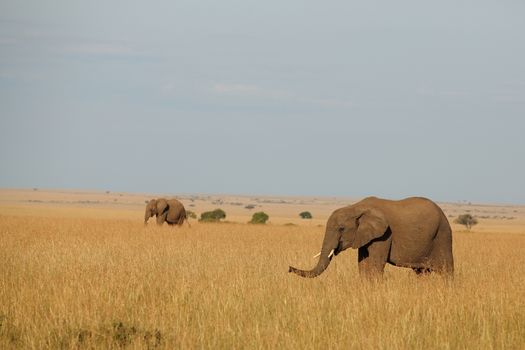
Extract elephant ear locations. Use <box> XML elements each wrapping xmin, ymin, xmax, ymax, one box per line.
<box><xmin>156</xmin><ymin>199</ymin><xmax>169</xmax><ymax>215</ymax></box>
<box><xmin>352</xmin><ymin>208</ymin><xmax>388</xmax><ymax>249</ymax></box>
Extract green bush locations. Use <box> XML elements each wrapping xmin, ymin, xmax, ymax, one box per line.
<box><xmin>299</xmin><ymin>211</ymin><xmax>313</xmax><ymax>219</ymax></box>
<box><xmin>199</xmin><ymin>209</ymin><xmax>226</xmax><ymax>222</ymax></box>
<box><xmin>454</xmin><ymin>213</ymin><xmax>478</xmax><ymax>230</ymax></box>
<box><xmin>186</xmin><ymin>210</ymin><xmax>197</xmax><ymax>219</ymax></box>
<box><xmin>250</xmin><ymin>212</ymin><xmax>269</xmax><ymax>224</ymax></box>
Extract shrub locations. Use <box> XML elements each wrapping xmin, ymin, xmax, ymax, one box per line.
<box><xmin>199</xmin><ymin>209</ymin><xmax>226</xmax><ymax>222</ymax></box>
<box><xmin>454</xmin><ymin>214</ymin><xmax>478</xmax><ymax>230</ymax></box>
<box><xmin>250</xmin><ymin>212</ymin><xmax>269</xmax><ymax>224</ymax></box>
<box><xmin>186</xmin><ymin>210</ymin><xmax>197</xmax><ymax>219</ymax></box>
<box><xmin>299</xmin><ymin>211</ymin><xmax>313</xmax><ymax>219</ymax></box>
<box><xmin>244</xmin><ymin>204</ymin><xmax>256</xmax><ymax>210</ymax></box>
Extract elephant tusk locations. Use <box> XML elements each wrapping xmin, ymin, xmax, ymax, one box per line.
<box><xmin>328</xmin><ymin>249</ymin><xmax>334</xmax><ymax>258</ymax></box>
<box><xmin>313</xmin><ymin>252</ymin><xmax>321</xmax><ymax>259</ymax></box>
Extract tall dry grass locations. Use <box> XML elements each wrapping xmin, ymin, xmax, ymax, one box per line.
<box><xmin>0</xmin><ymin>210</ymin><xmax>524</xmax><ymax>349</ymax></box>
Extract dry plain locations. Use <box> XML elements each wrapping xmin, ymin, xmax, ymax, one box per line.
<box><xmin>0</xmin><ymin>189</ymin><xmax>524</xmax><ymax>349</ymax></box>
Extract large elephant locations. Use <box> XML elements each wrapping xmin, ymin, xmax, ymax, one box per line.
<box><xmin>289</xmin><ymin>197</ymin><xmax>453</xmax><ymax>278</ymax></box>
<box><xmin>144</xmin><ymin>198</ymin><xmax>189</xmax><ymax>226</ymax></box>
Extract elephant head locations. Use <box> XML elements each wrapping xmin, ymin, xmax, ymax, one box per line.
<box><xmin>144</xmin><ymin>198</ymin><xmax>168</xmax><ymax>225</ymax></box>
<box><xmin>289</xmin><ymin>205</ymin><xmax>388</xmax><ymax>278</ymax></box>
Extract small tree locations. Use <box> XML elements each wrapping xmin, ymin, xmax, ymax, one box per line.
<box><xmin>250</xmin><ymin>211</ymin><xmax>269</xmax><ymax>224</ymax></box>
<box><xmin>299</xmin><ymin>211</ymin><xmax>313</xmax><ymax>219</ymax></box>
<box><xmin>199</xmin><ymin>209</ymin><xmax>226</xmax><ymax>222</ymax></box>
<box><xmin>454</xmin><ymin>214</ymin><xmax>478</xmax><ymax>231</ymax></box>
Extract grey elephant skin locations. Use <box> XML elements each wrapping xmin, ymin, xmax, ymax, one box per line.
<box><xmin>144</xmin><ymin>198</ymin><xmax>189</xmax><ymax>226</ymax></box>
<box><xmin>289</xmin><ymin>197</ymin><xmax>453</xmax><ymax>278</ymax></box>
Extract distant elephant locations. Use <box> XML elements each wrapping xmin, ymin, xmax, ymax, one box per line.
<box><xmin>144</xmin><ymin>198</ymin><xmax>189</xmax><ymax>226</ymax></box>
<box><xmin>289</xmin><ymin>197</ymin><xmax>453</xmax><ymax>278</ymax></box>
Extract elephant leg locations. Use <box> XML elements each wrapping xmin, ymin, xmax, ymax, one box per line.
<box><xmin>176</xmin><ymin>214</ymin><xmax>190</xmax><ymax>227</ymax></box>
<box><xmin>358</xmin><ymin>244</ymin><xmax>388</xmax><ymax>278</ymax></box>
<box><xmin>427</xmin><ymin>225</ymin><xmax>454</xmax><ymax>275</ymax></box>
<box><xmin>156</xmin><ymin>213</ymin><xmax>167</xmax><ymax>225</ymax></box>
<box><xmin>357</xmin><ymin>233</ymin><xmax>391</xmax><ymax>278</ymax></box>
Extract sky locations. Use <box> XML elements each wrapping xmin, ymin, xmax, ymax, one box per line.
<box><xmin>1</xmin><ymin>1</ymin><xmax>524</xmax><ymax>204</ymax></box>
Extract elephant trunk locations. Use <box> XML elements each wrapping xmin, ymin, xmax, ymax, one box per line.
<box><xmin>144</xmin><ymin>210</ymin><xmax>151</xmax><ymax>225</ymax></box>
<box><xmin>289</xmin><ymin>229</ymin><xmax>340</xmax><ymax>278</ymax></box>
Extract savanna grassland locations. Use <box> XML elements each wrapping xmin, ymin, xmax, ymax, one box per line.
<box><xmin>0</xmin><ymin>189</ymin><xmax>524</xmax><ymax>349</ymax></box>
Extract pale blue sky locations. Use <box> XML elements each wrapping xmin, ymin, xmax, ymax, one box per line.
<box><xmin>1</xmin><ymin>1</ymin><xmax>524</xmax><ymax>203</ymax></box>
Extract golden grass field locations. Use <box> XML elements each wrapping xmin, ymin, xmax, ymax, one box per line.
<box><xmin>0</xmin><ymin>189</ymin><xmax>524</xmax><ymax>349</ymax></box>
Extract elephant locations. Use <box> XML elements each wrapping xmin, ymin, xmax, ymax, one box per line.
<box><xmin>289</xmin><ymin>196</ymin><xmax>453</xmax><ymax>278</ymax></box>
<box><xmin>144</xmin><ymin>198</ymin><xmax>189</xmax><ymax>226</ymax></box>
